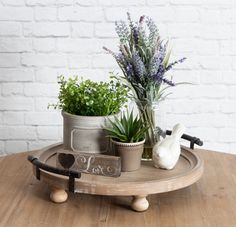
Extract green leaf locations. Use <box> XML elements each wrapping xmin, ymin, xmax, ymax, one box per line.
<box><xmin>164</xmin><ymin>45</ymin><xmax>172</xmax><ymax>68</ymax></box>
<box><xmin>104</xmin><ymin>109</ymin><xmax>148</xmax><ymax>143</ymax></box>
<box><xmin>50</xmin><ymin>75</ymin><xmax>129</xmax><ymax>116</ymax></box>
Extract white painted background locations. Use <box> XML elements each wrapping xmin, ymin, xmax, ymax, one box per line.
<box><xmin>0</xmin><ymin>0</ymin><xmax>236</xmax><ymax>155</ymax></box>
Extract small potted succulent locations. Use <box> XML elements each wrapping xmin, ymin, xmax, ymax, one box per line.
<box><xmin>104</xmin><ymin>110</ymin><xmax>149</xmax><ymax>172</ymax></box>
<box><xmin>49</xmin><ymin>75</ymin><xmax>128</xmax><ymax>154</ymax></box>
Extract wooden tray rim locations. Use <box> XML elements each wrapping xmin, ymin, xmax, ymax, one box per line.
<box><xmin>31</xmin><ymin>143</ymin><xmax>204</xmax><ymax>196</ymax></box>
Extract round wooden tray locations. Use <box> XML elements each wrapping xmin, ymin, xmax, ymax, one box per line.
<box><xmin>30</xmin><ymin>143</ymin><xmax>204</xmax><ymax>212</ymax></box>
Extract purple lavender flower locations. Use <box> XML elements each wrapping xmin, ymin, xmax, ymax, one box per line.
<box><xmin>103</xmin><ymin>46</ymin><xmax>115</xmax><ymax>57</ymax></box>
<box><xmin>154</xmin><ymin>70</ymin><xmax>175</xmax><ymax>86</ymax></box>
<box><xmin>154</xmin><ymin>74</ymin><xmax>163</xmax><ymax>85</ymax></box>
<box><xmin>166</xmin><ymin>57</ymin><xmax>186</xmax><ymax>71</ymax></box>
<box><xmin>127</xmin><ymin>12</ymin><xmax>139</xmax><ymax>45</ymax></box>
<box><xmin>116</xmin><ymin>53</ymin><xmax>127</xmax><ymax>67</ymax></box>
<box><xmin>117</xmin><ymin>52</ymin><xmax>125</xmax><ymax>61</ymax></box>
<box><xmin>162</xmin><ymin>78</ymin><xmax>175</xmax><ymax>86</ymax></box>
<box><xmin>150</xmin><ymin>52</ymin><xmax>164</xmax><ymax>76</ymax></box>
<box><xmin>126</xmin><ymin>63</ymin><xmax>134</xmax><ymax>80</ymax></box>
<box><xmin>179</xmin><ymin>57</ymin><xmax>186</xmax><ymax>63</ymax></box>
<box><xmin>138</xmin><ymin>16</ymin><xmax>148</xmax><ymax>46</ymax></box>
<box><xmin>105</xmin><ymin>13</ymin><xmax>186</xmax><ymax>103</ymax></box>
<box><xmin>132</xmin><ymin>26</ymin><xmax>139</xmax><ymax>45</ymax></box>
<box><xmin>149</xmin><ymin>43</ymin><xmax>167</xmax><ymax>76</ymax></box>
<box><xmin>139</xmin><ymin>15</ymin><xmax>145</xmax><ymax>24</ymax></box>
<box><xmin>131</xmin><ymin>53</ymin><xmax>146</xmax><ymax>83</ymax></box>
<box><xmin>115</xmin><ymin>21</ymin><xmax>130</xmax><ymax>43</ymax></box>
<box><xmin>153</xmin><ymin>64</ymin><xmax>165</xmax><ymax>85</ymax></box>
<box><xmin>146</xmin><ymin>17</ymin><xmax>159</xmax><ymax>47</ymax></box>
<box><xmin>149</xmin><ymin>55</ymin><xmax>160</xmax><ymax>76</ymax></box>
<box><xmin>103</xmin><ymin>46</ymin><xmax>127</xmax><ymax>71</ymax></box>
<box><xmin>159</xmin><ymin>42</ymin><xmax>168</xmax><ymax>62</ymax></box>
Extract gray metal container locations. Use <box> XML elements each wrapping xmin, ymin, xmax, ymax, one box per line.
<box><xmin>62</xmin><ymin>111</ymin><xmax>114</xmax><ymax>154</ymax></box>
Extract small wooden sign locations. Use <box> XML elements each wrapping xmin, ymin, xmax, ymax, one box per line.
<box><xmin>56</xmin><ymin>150</ymin><xmax>121</xmax><ymax>177</ymax></box>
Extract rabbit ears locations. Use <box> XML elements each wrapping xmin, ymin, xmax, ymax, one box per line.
<box><xmin>172</xmin><ymin>124</ymin><xmax>186</xmax><ymax>139</ymax></box>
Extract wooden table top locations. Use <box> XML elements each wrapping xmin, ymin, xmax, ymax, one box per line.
<box><xmin>0</xmin><ymin>149</ymin><xmax>236</xmax><ymax>227</ymax></box>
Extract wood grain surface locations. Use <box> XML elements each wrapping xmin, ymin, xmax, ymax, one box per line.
<box><xmin>33</xmin><ymin>145</ymin><xmax>203</xmax><ymax>196</ymax></box>
<box><xmin>0</xmin><ymin>149</ymin><xmax>236</xmax><ymax>227</ymax></box>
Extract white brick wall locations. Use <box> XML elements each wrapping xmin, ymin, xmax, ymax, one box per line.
<box><xmin>0</xmin><ymin>0</ymin><xmax>236</xmax><ymax>155</ymax></box>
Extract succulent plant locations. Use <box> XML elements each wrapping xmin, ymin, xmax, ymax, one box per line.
<box><xmin>104</xmin><ymin>110</ymin><xmax>149</xmax><ymax>143</ymax></box>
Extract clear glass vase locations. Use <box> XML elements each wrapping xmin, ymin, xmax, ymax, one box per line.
<box><xmin>136</xmin><ymin>101</ymin><xmax>161</xmax><ymax>160</ymax></box>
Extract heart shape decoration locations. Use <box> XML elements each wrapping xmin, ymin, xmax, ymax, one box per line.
<box><xmin>58</xmin><ymin>153</ymin><xmax>75</xmax><ymax>169</ymax></box>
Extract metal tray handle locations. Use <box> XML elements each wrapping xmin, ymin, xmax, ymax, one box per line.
<box><xmin>166</xmin><ymin>130</ymin><xmax>203</xmax><ymax>149</ymax></box>
<box><xmin>28</xmin><ymin>155</ymin><xmax>81</xmax><ymax>193</ymax></box>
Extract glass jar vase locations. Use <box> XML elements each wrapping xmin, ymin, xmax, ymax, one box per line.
<box><xmin>136</xmin><ymin>101</ymin><xmax>162</xmax><ymax>160</ymax></box>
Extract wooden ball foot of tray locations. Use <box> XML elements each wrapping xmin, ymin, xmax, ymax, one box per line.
<box><xmin>131</xmin><ymin>195</ymin><xmax>149</xmax><ymax>212</ymax></box>
<box><xmin>49</xmin><ymin>187</ymin><xmax>149</xmax><ymax>211</ymax></box>
<box><xmin>28</xmin><ymin>143</ymin><xmax>204</xmax><ymax>212</ymax></box>
<box><xmin>50</xmin><ymin>187</ymin><xmax>68</xmax><ymax>203</ymax></box>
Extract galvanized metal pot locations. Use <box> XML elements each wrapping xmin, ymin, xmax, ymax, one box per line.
<box><xmin>62</xmin><ymin>111</ymin><xmax>116</xmax><ymax>154</ymax></box>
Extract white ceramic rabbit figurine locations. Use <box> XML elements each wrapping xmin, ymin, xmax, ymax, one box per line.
<box><xmin>152</xmin><ymin>124</ymin><xmax>185</xmax><ymax>170</ymax></box>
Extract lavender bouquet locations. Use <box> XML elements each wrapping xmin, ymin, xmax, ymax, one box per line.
<box><xmin>104</xmin><ymin>13</ymin><xmax>186</xmax><ymax>159</ymax></box>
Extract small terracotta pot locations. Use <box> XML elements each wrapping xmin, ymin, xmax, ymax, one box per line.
<box><xmin>111</xmin><ymin>139</ymin><xmax>145</xmax><ymax>172</ymax></box>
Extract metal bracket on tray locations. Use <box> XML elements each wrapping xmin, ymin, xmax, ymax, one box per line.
<box><xmin>28</xmin><ymin>155</ymin><xmax>81</xmax><ymax>193</ymax></box>
<box><xmin>166</xmin><ymin>130</ymin><xmax>203</xmax><ymax>149</ymax></box>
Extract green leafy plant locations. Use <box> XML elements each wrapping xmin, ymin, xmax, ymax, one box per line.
<box><xmin>104</xmin><ymin>110</ymin><xmax>149</xmax><ymax>143</ymax></box>
<box><xmin>49</xmin><ymin>75</ymin><xmax>129</xmax><ymax>116</ymax></box>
